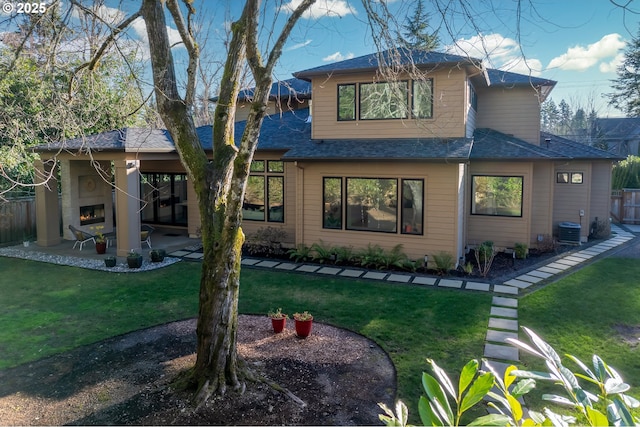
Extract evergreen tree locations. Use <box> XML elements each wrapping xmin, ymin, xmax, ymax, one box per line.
<box><xmin>541</xmin><ymin>98</ymin><xmax>559</xmax><ymax>133</ymax></box>
<box><xmin>398</xmin><ymin>0</ymin><xmax>440</xmax><ymax>50</ymax></box>
<box><xmin>608</xmin><ymin>26</ymin><xmax>640</xmax><ymax>116</ymax></box>
<box><xmin>558</xmin><ymin>99</ymin><xmax>572</xmax><ymax>135</ymax></box>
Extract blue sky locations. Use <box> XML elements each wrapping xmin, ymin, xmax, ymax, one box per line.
<box><xmin>2</xmin><ymin>0</ymin><xmax>637</xmax><ymax>117</ymax></box>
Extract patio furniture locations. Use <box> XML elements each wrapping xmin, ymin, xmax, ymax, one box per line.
<box><xmin>69</xmin><ymin>224</ymin><xmax>96</xmax><ymax>251</ymax></box>
<box><xmin>141</xmin><ymin>224</ymin><xmax>155</xmax><ymax>249</ymax></box>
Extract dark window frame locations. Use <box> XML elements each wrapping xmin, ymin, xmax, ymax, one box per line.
<box><xmin>471</xmin><ymin>175</ymin><xmax>524</xmax><ymax>218</ymax></box>
<box><xmin>244</xmin><ymin>159</ymin><xmax>285</xmax><ymax>223</ymax></box>
<box><xmin>337</xmin><ymin>83</ymin><xmax>356</xmax><ymax>121</ymax></box>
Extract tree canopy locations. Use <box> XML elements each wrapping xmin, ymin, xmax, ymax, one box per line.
<box><xmin>608</xmin><ymin>25</ymin><xmax>640</xmax><ymax>117</ymax></box>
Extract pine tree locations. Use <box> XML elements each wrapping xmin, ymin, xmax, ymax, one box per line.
<box><xmin>608</xmin><ymin>26</ymin><xmax>640</xmax><ymax>116</ymax></box>
<box><xmin>398</xmin><ymin>0</ymin><xmax>440</xmax><ymax>50</ymax></box>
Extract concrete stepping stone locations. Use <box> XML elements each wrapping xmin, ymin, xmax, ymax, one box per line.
<box><xmin>486</xmin><ymin>329</ymin><xmax>518</xmax><ymax>344</ymax></box>
<box><xmin>412</xmin><ymin>276</ymin><xmax>437</xmax><ymax>285</ymax></box>
<box><xmin>526</xmin><ymin>270</ymin><xmax>553</xmax><ymax>279</ymax></box>
<box><xmin>317</xmin><ymin>267</ymin><xmax>341</xmax><ymax>275</ymax></box>
<box><xmin>255</xmin><ymin>260</ymin><xmax>280</xmax><ymax>268</ymax></box>
<box><xmin>490</xmin><ymin>306</ymin><xmax>518</xmax><ymax>318</ymax></box>
<box><xmin>387</xmin><ymin>274</ymin><xmax>411</xmax><ymax>283</ymax></box>
<box><xmin>296</xmin><ymin>264</ymin><xmax>320</xmax><ymax>273</ymax></box>
<box><xmin>482</xmin><ymin>360</ymin><xmax>516</xmax><ymax>379</ymax></box>
<box><xmin>555</xmin><ymin>258</ymin><xmax>580</xmax><ymax>267</ymax></box>
<box><xmin>504</xmin><ymin>279</ymin><xmax>532</xmax><ymax>289</ymax></box>
<box><xmin>169</xmin><ymin>250</ymin><xmax>190</xmax><ymax>257</ymax></box>
<box><xmin>493</xmin><ymin>285</ymin><xmax>518</xmax><ymax>295</ymax></box>
<box><xmin>515</xmin><ymin>274</ymin><xmax>543</xmax><ymax>284</ymax></box>
<box><xmin>545</xmin><ymin>262</ymin><xmax>571</xmax><ymax>271</ymax></box>
<box><xmin>339</xmin><ymin>269</ymin><xmax>363</xmax><ymax>278</ymax></box>
<box><xmin>241</xmin><ymin>258</ymin><xmax>260</xmax><ymax>265</ymax></box>
<box><xmin>563</xmin><ymin>255</ymin><xmax>586</xmax><ymax>263</ymax></box>
<box><xmin>184</xmin><ymin>252</ymin><xmax>204</xmax><ymax>259</ymax></box>
<box><xmin>488</xmin><ymin>317</ymin><xmax>518</xmax><ymax>331</ymax></box>
<box><xmin>465</xmin><ymin>281</ymin><xmax>490</xmax><ymax>292</ymax></box>
<box><xmin>492</xmin><ymin>296</ymin><xmax>517</xmax><ymax>308</ymax></box>
<box><xmin>484</xmin><ymin>343</ymin><xmax>519</xmax><ymax>361</ymax></box>
<box><xmin>363</xmin><ymin>271</ymin><xmax>387</xmax><ymax>280</ymax></box>
<box><xmin>538</xmin><ymin>266</ymin><xmax>563</xmax><ymax>274</ymax></box>
<box><xmin>275</xmin><ymin>262</ymin><xmax>299</xmax><ymax>270</ymax></box>
<box><xmin>438</xmin><ymin>279</ymin><xmax>463</xmax><ymax>288</ymax></box>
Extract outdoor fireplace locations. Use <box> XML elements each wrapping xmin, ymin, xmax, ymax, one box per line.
<box><xmin>79</xmin><ymin>204</ymin><xmax>105</xmax><ymax>226</ymax></box>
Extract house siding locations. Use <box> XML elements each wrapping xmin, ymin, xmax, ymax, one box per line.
<box><xmin>589</xmin><ymin>162</ymin><xmax>613</xmax><ymax>232</ymax></box>
<box><xmin>466</xmin><ymin>162</ymin><xmax>533</xmax><ymax>249</ymax></box>
<box><xmin>475</xmin><ymin>86</ymin><xmax>541</xmax><ymax>145</ymax></box>
<box><xmin>310</xmin><ymin>69</ymin><xmax>467</xmax><ymax>140</ymax></box>
<box><xmin>553</xmin><ymin>161</ymin><xmax>591</xmax><ymax>241</ymax></box>
<box><xmin>296</xmin><ymin>161</ymin><xmax>464</xmax><ymax>260</ymax></box>
<box><xmin>530</xmin><ymin>162</ymin><xmax>554</xmax><ymax>245</ymax></box>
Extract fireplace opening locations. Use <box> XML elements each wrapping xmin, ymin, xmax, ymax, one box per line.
<box><xmin>80</xmin><ymin>204</ymin><xmax>105</xmax><ymax>225</ymax></box>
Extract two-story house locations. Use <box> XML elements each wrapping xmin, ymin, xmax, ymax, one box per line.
<box><xmin>33</xmin><ymin>49</ymin><xmax>620</xmax><ymax>261</ymax></box>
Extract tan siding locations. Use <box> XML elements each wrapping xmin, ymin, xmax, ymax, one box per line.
<box><xmin>553</xmin><ymin>162</ymin><xmax>591</xmax><ymax>241</ymax></box>
<box><xmin>466</xmin><ymin>162</ymin><xmax>533</xmax><ymax>249</ymax></box>
<box><xmin>296</xmin><ymin>161</ymin><xmax>464</xmax><ymax>260</ymax></box>
<box><xmin>311</xmin><ymin>70</ymin><xmax>467</xmax><ymax>140</ymax></box>
<box><xmin>530</xmin><ymin>162</ymin><xmax>554</xmax><ymax>244</ymax></box>
<box><xmin>475</xmin><ymin>87</ymin><xmax>541</xmax><ymax>145</ymax></box>
<box><xmin>590</xmin><ymin>162</ymin><xmax>613</xmax><ymax>227</ymax></box>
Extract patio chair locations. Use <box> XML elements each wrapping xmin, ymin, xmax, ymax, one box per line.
<box><xmin>141</xmin><ymin>224</ymin><xmax>155</xmax><ymax>249</ymax></box>
<box><xmin>69</xmin><ymin>224</ymin><xmax>96</xmax><ymax>251</ymax></box>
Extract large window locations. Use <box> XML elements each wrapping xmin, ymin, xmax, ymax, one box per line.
<box><xmin>323</xmin><ymin>176</ymin><xmax>425</xmax><ymax>234</ymax></box>
<box><xmin>359</xmin><ymin>81</ymin><xmax>409</xmax><ymax>120</ymax></box>
<box><xmin>472</xmin><ymin>176</ymin><xmax>523</xmax><ymax>217</ymax></box>
<box><xmin>337</xmin><ymin>84</ymin><xmax>356</xmax><ymax>121</ymax></box>
<box><xmin>412</xmin><ymin>79</ymin><xmax>433</xmax><ymax>118</ymax></box>
<box><xmin>243</xmin><ymin>160</ymin><xmax>284</xmax><ymax>222</ymax></box>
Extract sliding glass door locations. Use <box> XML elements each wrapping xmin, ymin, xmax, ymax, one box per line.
<box><xmin>141</xmin><ymin>173</ymin><xmax>188</xmax><ymax>225</ymax></box>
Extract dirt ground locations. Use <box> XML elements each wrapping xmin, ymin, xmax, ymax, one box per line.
<box><xmin>0</xmin><ymin>316</ymin><xmax>396</xmax><ymax>426</ymax></box>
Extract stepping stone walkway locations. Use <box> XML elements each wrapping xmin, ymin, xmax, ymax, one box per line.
<box><xmin>482</xmin><ymin>224</ymin><xmax>635</xmax><ymax>369</ymax></box>
<box><xmin>167</xmin><ymin>225</ymin><xmax>637</xmax><ymax>372</ymax></box>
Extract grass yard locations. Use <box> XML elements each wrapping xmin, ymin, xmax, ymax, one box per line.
<box><xmin>519</xmin><ymin>256</ymin><xmax>640</xmax><ymax>410</ymax></box>
<box><xmin>0</xmin><ymin>256</ymin><xmax>491</xmax><ymax>419</ymax></box>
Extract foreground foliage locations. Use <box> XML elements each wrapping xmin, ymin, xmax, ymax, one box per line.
<box><xmin>380</xmin><ymin>327</ymin><xmax>639</xmax><ymax>426</ymax></box>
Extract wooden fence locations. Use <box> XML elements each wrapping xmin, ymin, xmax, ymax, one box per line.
<box><xmin>0</xmin><ymin>197</ymin><xmax>38</xmax><ymax>245</ymax></box>
<box><xmin>611</xmin><ymin>189</ymin><xmax>640</xmax><ymax>224</ymax></box>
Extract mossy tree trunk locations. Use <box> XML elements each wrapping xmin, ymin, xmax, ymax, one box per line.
<box><xmin>141</xmin><ymin>0</ymin><xmax>315</xmax><ymax>405</ymax></box>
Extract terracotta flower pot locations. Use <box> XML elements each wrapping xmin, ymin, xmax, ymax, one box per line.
<box><xmin>271</xmin><ymin>317</ymin><xmax>287</xmax><ymax>333</ymax></box>
<box><xmin>95</xmin><ymin>241</ymin><xmax>107</xmax><ymax>254</ymax></box>
<box><xmin>294</xmin><ymin>318</ymin><xmax>313</xmax><ymax>338</ymax></box>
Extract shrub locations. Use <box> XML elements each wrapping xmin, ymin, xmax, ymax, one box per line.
<box><xmin>333</xmin><ymin>245</ymin><xmax>355</xmax><ymax>265</ymax></box>
<box><xmin>589</xmin><ymin>217</ymin><xmax>611</xmax><ymax>239</ymax></box>
<box><xmin>474</xmin><ymin>241</ymin><xmax>496</xmax><ymax>277</ymax></box>
<box><xmin>536</xmin><ymin>234</ymin><xmax>556</xmax><ymax>253</ymax></box>
<box><xmin>612</xmin><ymin>155</ymin><xmax>640</xmax><ymax>190</ymax></box>
<box><xmin>244</xmin><ymin>226</ymin><xmax>287</xmax><ymax>257</ymax></box>
<box><xmin>287</xmin><ymin>243</ymin><xmax>312</xmax><ymax>262</ymax></box>
<box><xmin>358</xmin><ymin>244</ymin><xmax>386</xmax><ymax>269</ymax></box>
<box><xmin>514</xmin><ymin>242</ymin><xmax>528</xmax><ymax>259</ymax></box>
<box><xmin>432</xmin><ymin>251</ymin><xmax>454</xmax><ymax>275</ymax></box>
<box><xmin>311</xmin><ymin>240</ymin><xmax>335</xmax><ymax>263</ymax></box>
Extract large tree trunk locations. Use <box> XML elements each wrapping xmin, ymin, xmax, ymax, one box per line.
<box><xmin>142</xmin><ymin>0</ymin><xmax>316</xmax><ymax>406</ymax></box>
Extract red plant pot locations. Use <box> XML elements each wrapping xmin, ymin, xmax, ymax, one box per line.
<box><xmin>294</xmin><ymin>319</ymin><xmax>313</xmax><ymax>338</ymax></box>
<box><xmin>95</xmin><ymin>241</ymin><xmax>107</xmax><ymax>254</ymax></box>
<box><xmin>271</xmin><ymin>317</ymin><xmax>287</xmax><ymax>333</ymax></box>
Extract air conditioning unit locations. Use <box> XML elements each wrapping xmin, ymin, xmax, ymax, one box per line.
<box><xmin>558</xmin><ymin>222</ymin><xmax>581</xmax><ymax>244</ymax></box>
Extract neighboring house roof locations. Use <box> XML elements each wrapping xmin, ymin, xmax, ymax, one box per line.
<box><xmin>210</xmin><ymin>77</ymin><xmax>312</xmax><ymax>102</ymax></box>
<box><xmin>593</xmin><ymin>117</ymin><xmax>640</xmax><ymax>139</ymax></box>
<box><xmin>293</xmin><ymin>49</ymin><xmax>482</xmax><ymax>80</ymax></box>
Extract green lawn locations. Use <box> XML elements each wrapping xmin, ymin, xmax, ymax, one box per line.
<box><xmin>0</xmin><ymin>256</ymin><xmax>491</xmax><ymax>418</ymax></box>
<box><xmin>519</xmin><ymin>256</ymin><xmax>640</xmax><ymax>409</ymax></box>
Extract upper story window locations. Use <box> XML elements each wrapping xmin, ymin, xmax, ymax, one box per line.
<box><xmin>337</xmin><ymin>84</ymin><xmax>356</xmax><ymax>121</ymax></box>
<box><xmin>468</xmin><ymin>82</ymin><xmax>477</xmax><ymax>111</ymax></box>
<box><xmin>360</xmin><ymin>81</ymin><xmax>409</xmax><ymax>120</ymax></box>
<box><xmin>337</xmin><ymin>79</ymin><xmax>433</xmax><ymax>121</ymax></box>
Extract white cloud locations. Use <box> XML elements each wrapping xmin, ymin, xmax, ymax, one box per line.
<box><xmin>599</xmin><ymin>53</ymin><xmax>624</xmax><ymax>73</ymax></box>
<box><xmin>547</xmin><ymin>33</ymin><xmax>626</xmax><ymax>72</ymax></box>
<box><xmin>286</xmin><ymin>40</ymin><xmax>313</xmax><ymax>51</ymax></box>
<box><xmin>322</xmin><ymin>51</ymin><xmax>354</xmax><ymax>62</ymax></box>
<box><xmin>281</xmin><ymin>0</ymin><xmax>356</xmax><ymax>19</ymax></box>
<box><xmin>446</xmin><ymin>33</ymin><xmax>542</xmax><ymax>75</ymax></box>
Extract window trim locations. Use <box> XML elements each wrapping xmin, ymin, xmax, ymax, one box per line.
<box><xmin>243</xmin><ymin>159</ymin><xmax>285</xmax><ymax>223</ymax></box>
<box><xmin>471</xmin><ymin>175</ymin><xmax>524</xmax><ymax>218</ymax></box>
<box><xmin>400</xmin><ymin>179</ymin><xmax>424</xmax><ymax>235</ymax></box>
<box><xmin>337</xmin><ymin>83</ymin><xmax>356</xmax><ymax>121</ymax></box>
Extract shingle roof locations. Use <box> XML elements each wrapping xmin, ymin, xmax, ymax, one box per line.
<box><xmin>593</xmin><ymin>117</ymin><xmax>640</xmax><ymax>138</ymax></box>
<box><xmin>32</xmin><ymin>128</ymin><xmax>175</xmax><ymax>153</ymax></box>
<box><xmin>485</xmin><ymin>69</ymin><xmax>556</xmax><ymax>89</ymax></box>
<box><xmin>471</xmin><ymin>129</ymin><xmax>561</xmax><ymax>160</ymax></box>
<box><xmin>539</xmin><ymin>131</ymin><xmax>624</xmax><ymax>160</ymax></box>
<box><xmin>294</xmin><ymin>48</ymin><xmax>481</xmax><ymax>80</ymax></box>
